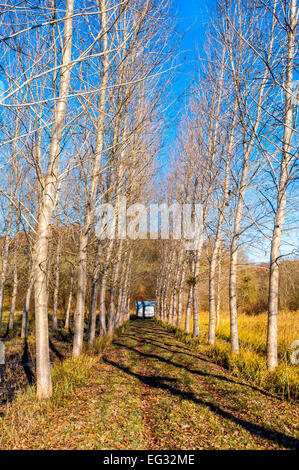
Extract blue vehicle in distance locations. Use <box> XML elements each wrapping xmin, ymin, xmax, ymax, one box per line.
<box><xmin>136</xmin><ymin>301</ymin><xmax>155</xmax><ymax>319</ymax></box>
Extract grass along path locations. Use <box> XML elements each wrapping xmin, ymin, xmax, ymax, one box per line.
<box><xmin>0</xmin><ymin>319</ymin><xmax>298</xmax><ymax>449</ymax></box>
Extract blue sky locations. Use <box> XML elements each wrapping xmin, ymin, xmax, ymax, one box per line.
<box><xmin>159</xmin><ymin>0</ymin><xmax>298</xmax><ymax>264</ymax></box>
<box><xmin>160</xmin><ymin>0</ymin><xmax>217</xmax><ymax>158</ymax></box>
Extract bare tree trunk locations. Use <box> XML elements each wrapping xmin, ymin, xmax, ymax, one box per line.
<box><xmin>228</xmin><ymin>51</ymin><xmax>273</xmax><ymax>355</ymax></box>
<box><xmin>163</xmin><ymin>289</ymin><xmax>169</xmax><ymax>322</ymax></box>
<box><xmin>168</xmin><ymin>280</ymin><xmax>174</xmax><ymax>325</ymax></box>
<box><xmin>7</xmin><ymin>251</ymin><xmax>18</xmax><ymax>332</ymax></box>
<box><xmin>115</xmin><ymin>263</ymin><xmax>126</xmax><ymax>327</ymax></box>
<box><xmin>52</xmin><ymin>237</ymin><xmax>61</xmax><ymax>330</ymax></box>
<box><xmin>34</xmin><ymin>0</ymin><xmax>74</xmax><ymax>399</ymax></box>
<box><xmin>125</xmin><ymin>296</ymin><xmax>131</xmax><ymax>322</ymax></box>
<box><xmin>156</xmin><ymin>246</ymin><xmax>168</xmax><ymax>320</ymax></box>
<box><xmin>64</xmin><ymin>265</ymin><xmax>74</xmax><ymax>331</ymax></box>
<box><xmin>21</xmin><ymin>263</ymin><xmax>34</xmax><ymax>339</ymax></box>
<box><xmin>193</xmin><ymin>286</ymin><xmax>199</xmax><ymax>337</ymax></box>
<box><xmin>267</xmin><ymin>0</ymin><xmax>296</xmax><ymax>370</ymax></box>
<box><xmin>108</xmin><ymin>240</ymin><xmax>123</xmax><ymax>336</ymax></box>
<box><xmin>72</xmin><ymin>232</ymin><xmax>88</xmax><ymax>355</ymax></box>
<box><xmin>185</xmin><ymin>285</ymin><xmax>193</xmax><ymax>334</ymax></box>
<box><xmin>193</xmin><ymin>251</ymin><xmax>201</xmax><ymax>337</ymax></box>
<box><xmin>164</xmin><ymin>248</ymin><xmax>175</xmax><ymax>323</ymax></box>
<box><xmin>99</xmin><ymin>275</ymin><xmax>108</xmax><ymax>336</ymax></box>
<box><xmin>229</xmin><ymin>227</ymin><xmax>241</xmax><ymax>354</ymax></box>
<box><xmin>224</xmin><ymin>2</ymin><xmax>276</xmax><ymax>356</ymax></box>
<box><xmin>156</xmin><ymin>275</ymin><xmax>162</xmax><ymax>320</ymax></box>
<box><xmin>216</xmin><ymin>253</ymin><xmax>222</xmax><ymax>328</ymax></box>
<box><xmin>177</xmin><ymin>259</ymin><xmax>186</xmax><ymax>327</ymax></box>
<box><xmin>88</xmin><ymin>242</ymin><xmax>102</xmax><ymax>347</ymax></box>
<box><xmin>209</xmin><ymin>254</ymin><xmax>218</xmax><ymax>341</ymax></box>
<box><xmin>0</xmin><ymin>210</ymin><xmax>12</xmax><ymax>335</ymax></box>
<box><xmin>116</xmin><ymin>246</ymin><xmax>132</xmax><ymax>326</ymax></box>
<box><xmin>73</xmin><ymin>0</ymin><xmax>108</xmax><ymax>357</ymax></box>
<box><xmin>209</xmin><ymin>108</ymin><xmax>236</xmax><ymax>344</ymax></box>
<box><xmin>159</xmin><ymin>254</ymin><xmax>168</xmax><ymax>322</ymax></box>
<box><xmin>88</xmin><ymin>241</ymin><xmax>106</xmax><ymax>347</ymax></box>
<box><xmin>99</xmin><ymin>240</ymin><xmax>113</xmax><ymax>337</ymax></box>
<box><xmin>172</xmin><ymin>291</ymin><xmax>177</xmax><ymax>326</ymax></box>
<box><xmin>88</xmin><ymin>275</ymin><xmax>100</xmax><ymax>344</ymax></box>
<box><xmin>171</xmin><ymin>246</ymin><xmax>184</xmax><ymax>326</ymax></box>
<box><xmin>161</xmin><ymin>282</ymin><xmax>167</xmax><ymax>322</ymax></box>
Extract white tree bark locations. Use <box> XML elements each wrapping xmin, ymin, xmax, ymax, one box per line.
<box><xmin>216</xmin><ymin>248</ymin><xmax>222</xmax><ymax>328</ymax></box>
<box><xmin>88</xmin><ymin>242</ymin><xmax>102</xmax><ymax>347</ymax></box>
<box><xmin>227</xmin><ymin>10</ymin><xmax>275</xmax><ymax>354</ymax></box>
<box><xmin>64</xmin><ymin>264</ymin><xmax>74</xmax><ymax>331</ymax></box>
<box><xmin>34</xmin><ymin>0</ymin><xmax>74</xmax><ymax>399</ymax></box>
<box><xmin>177</xmin><ymin>258</ymin><xmax>186</xmax><ymax>328</ymax></box>
<box><xmin>185</xmin><ymin>265</ymin><xmax>193</xmax><ymax>335</ymax></box>
<box><xmin>73</xmin><ymin>0</ymin><xmax>109</xmax><ymax>357</ymax></box>
<box><xmin>107</xmin><ymin>240</ymin><xmax>123</xmax><ymax>335</ymax></box>
<box><xmin>267</xmin><ymin>0</ymin><xmax>296</xmax><ymax>370</ymax></box>
<box><xmin>52</xmin><ymin>236</ymin><xmax>61</xmax><ymax>330</ymax></box>
<box><xmin>99</xmin><ymin>240</ymin><xmax>114</xmax><ymax>336</ymax></box>
<box><xmin>21</xmin><ymin>264</ymin><xmax>34</xmax><ymax>339</ymax></box>
<box><xmin>116</xmin><ymin>246</ymin><xmax>132</xmax><ymax>326</ymax></box>
<box><xmin>193</xmin><ymin>256</ymin><xmax>200</xmax><ymax>338</ymax></box>
<box><xmin>209</xmin><ymin>106</ymin><xmax>237</xmax><ymax>344</ymax></box>
<box><xmin>7</xmin><ymin>248</ymin><xmax>18</xmax><ymax>332</ymax></box>
<box><xmin>0</xmin><ymin>208</ymin><xmax>12</xmax><ymax>335</ymax></box>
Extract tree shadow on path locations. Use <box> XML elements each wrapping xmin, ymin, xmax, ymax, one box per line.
<box><xmin>121</xmin><ymin>333</ymin><xmax>205</xmax><ymax>360</ymax></box>
<box><xmin>102</xmin><ymin>357</ymin><xmax>298</xmax><ymax>450</ymax></box>
<box><xmin>113</xmin><ymin>340</ymin><xmax>280</xmax><ymax>402</ymax></box>
<box><xmin>21</xmin><ymin>340</ymin><xmax>35</xmax><ymax>386</ymax></box>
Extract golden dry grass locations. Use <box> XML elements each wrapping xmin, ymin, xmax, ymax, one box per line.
<box><xmin>1</xmin><ymin>320</ymin><xmax>298</xmax><ymax>450</ymax></box>
<box><xmin>168</xmin><ymin>310</ymin><xmax>299</xmax><ymax>401</ymax></box>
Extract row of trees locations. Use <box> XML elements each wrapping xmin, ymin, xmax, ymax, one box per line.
<box><xmin>0</xmin><ymin>0</ymin><xmax>297</xmax><ymax>401</ymax></box>
<box><xmin>156</xmin><ymin>0</ymin><xmax>298</xmax><ymax>370</ymax></box>
<box><xmin>156</xmin><ymin>245</ymin><xmax>298</xmax><ymax>315</ymax></box>
<box><xmin>0</xmin><ymin>0</ymin><xmax>172</xmax><ymax>398</ymax></box>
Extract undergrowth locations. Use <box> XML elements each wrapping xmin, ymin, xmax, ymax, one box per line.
<box><xmin>0</xmin><ymin>320</ymin><xmax>131</xmax><ymax>445</ymax></box>
<box><xmin>156</xmin><ymin>311</ymin><xmax>299</xmax><ymax>402</ymax></box>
